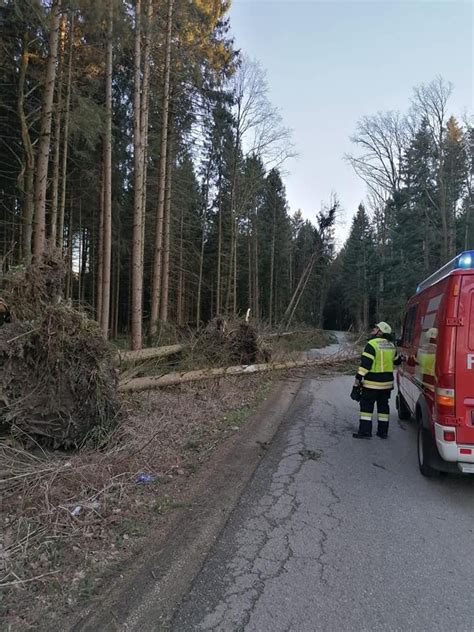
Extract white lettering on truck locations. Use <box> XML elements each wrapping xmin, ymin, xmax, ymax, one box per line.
<box><xmin>468</xmin><ymin>354</ymin><xmax>474</xmax><ymax>370</ymax></box>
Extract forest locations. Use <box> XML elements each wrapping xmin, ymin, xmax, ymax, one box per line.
<box><xmin>0</xmin><ymin>0</ymin><xmax>472</xmax><ymax>348</ymax></box>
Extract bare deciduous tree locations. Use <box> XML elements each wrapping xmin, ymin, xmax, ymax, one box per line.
<box><xmin>411</xmin><ymin>76</ymin><xmax>453</xmax><ymax>259</ymax></box>
<box><xmin>346</xmin><ymin>110</ymin><xmax>408</xmax><ymax>204</ymax></box>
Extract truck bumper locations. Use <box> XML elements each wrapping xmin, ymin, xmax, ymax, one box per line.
<box><xmin>458</xmin><ymin>463</ymin><xmax>474</xmax><ymax>474</ymax></box>
<box><xmin>435</xmin><ymin>423</ymin><xmax>474</xmax><ymax>471</ymax></box>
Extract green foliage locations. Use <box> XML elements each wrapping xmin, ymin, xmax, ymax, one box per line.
<box><xmin>333</xmin><ymin>94</ymin><xmax>472</xmax><ymax>332</ymax></box>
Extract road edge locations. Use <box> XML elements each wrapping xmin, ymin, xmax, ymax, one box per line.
<box><xmin>72</xmin><ymin>376</ymin><xmax>302</xmax><ymax>631</ymax></box>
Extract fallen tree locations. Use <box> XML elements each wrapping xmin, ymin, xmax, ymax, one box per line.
<box><xmin>117</xmin><ymin>327</ymin><xmax>321</xmax><ymax>367</ymax></box>
<box><xmin>0</xmin><ymin>249</ymin><xmax>120</xmax><ymax>447</ymax></box>
<box><xmin>118</xmin><ymin>344</ymin><xmax>184</xmax><ymax>363</ymax></box>
<box><xmin>118</xmin><ymin>353</ymin><xmax>358</xmax><ymax>392</ymax></box>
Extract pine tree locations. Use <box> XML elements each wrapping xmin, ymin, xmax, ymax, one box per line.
<box><xmin>340</xmin><ymin>204</ymin><xmax>377</xmax><ymax>330</ymax></box>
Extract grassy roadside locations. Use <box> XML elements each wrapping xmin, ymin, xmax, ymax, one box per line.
<box><xmin>0</xmin><ymin>373</ymin><xmax>275</xmax><ymax>631</ymax></box>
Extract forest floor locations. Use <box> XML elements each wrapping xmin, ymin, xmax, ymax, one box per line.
<box><xmin>1</xmin><ymin>331</ymin><xmax>335</xmax><ymax>632</ymax></box>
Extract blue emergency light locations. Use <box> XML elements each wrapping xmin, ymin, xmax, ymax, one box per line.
<box><xmin>416</xmin><ymin>250</ymin><xmax>474</xmax><ymax>293</ymax></box>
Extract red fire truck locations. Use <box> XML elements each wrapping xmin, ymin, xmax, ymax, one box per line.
<box><xmin>396</xmin><ymin>251</ymin><xmax>474</xmax><ymax>477</ymax></box>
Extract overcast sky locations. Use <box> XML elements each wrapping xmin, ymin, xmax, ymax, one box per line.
<box><xmin>228</xmin><ymin>0</ymin><xmax>474</xmax><ymax>245</ymax></box>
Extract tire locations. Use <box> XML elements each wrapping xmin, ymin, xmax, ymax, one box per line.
<box><xmin>396</xmin><ymin>392</ymin><xmax>411</xmax><ymax>421</ymax></box>
<box><xmin>417</xmin><ymin>424</ymin><xmax>441</xmax><ymax>478</ymax></box>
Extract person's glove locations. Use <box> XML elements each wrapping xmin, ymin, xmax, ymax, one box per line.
<box><xmin>350</xmin><ymin>382</ymin><xmax>362</xmax><ymax>401</ymax></box>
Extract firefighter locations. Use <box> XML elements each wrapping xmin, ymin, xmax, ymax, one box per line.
<box><xmin>350</xmin><ymin>321</ymin><xmax>401</xmax><ymax>439</ymax></box>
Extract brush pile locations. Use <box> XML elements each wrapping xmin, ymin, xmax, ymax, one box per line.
<box><xmin>186</xmin><ymin>317</ymin><xmax>268</xmax><ymax>368</ymax></box>
<box><xmin>0</xmin><ymin>249</ymin><xmax>119</xmax><ymax>448</ymax></box>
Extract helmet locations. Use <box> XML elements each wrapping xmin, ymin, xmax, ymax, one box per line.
<box><xmin>375</xmin><ymin>321</ymin><xmax>392</xmax><ymax>335</ymax></box>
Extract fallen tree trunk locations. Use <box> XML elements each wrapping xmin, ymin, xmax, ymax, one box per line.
<box><xmin>118</xmin><ymin>344</ymin><xmax>183</xmax><ymax>363</ymax></box>
<box><xmin>118</xmin><ymin>353</ymin><xmax>358</xmax><ymax>393</ymax></box>
<box><xmin>263</xmin><ymin>330</ymin><xmax>311</xmax><ymax>339</ymax></box>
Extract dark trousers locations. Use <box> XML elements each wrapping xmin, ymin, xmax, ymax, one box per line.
<box><xmin>358</xmin><ymin>388</ymin><xmax>391</xmax><ymax>436</ymax></box>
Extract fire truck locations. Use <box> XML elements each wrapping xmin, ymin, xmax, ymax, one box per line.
<box><xmin>396</xmin><ymin>251</ymin><xmax>474</xmax><ymax>476</ymax></box>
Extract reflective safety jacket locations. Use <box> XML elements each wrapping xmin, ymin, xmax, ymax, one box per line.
<box><xmin>356</xmin><ymin>337</ymin><xmax>396</xmax><ymax>390</ymax></box>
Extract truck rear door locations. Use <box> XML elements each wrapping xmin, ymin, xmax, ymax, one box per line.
<box><xmin>455</xmin><ymin>274</ymin><xmax>474</xmax><ymax>444</ymax></box>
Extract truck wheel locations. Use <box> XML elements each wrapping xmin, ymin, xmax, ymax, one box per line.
<box><xmin>396</xmin><ymin>392</ymin><xmax>411</xmax><ymax>421</ymax></box>
<box><xmin>417</xmin><ymin>425</ymin><xmax>440</xmax><ymax>478</ymax></box>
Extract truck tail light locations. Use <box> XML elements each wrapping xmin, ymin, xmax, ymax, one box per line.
<box><xmin>436</xmin><ymin>374</ymin><xmax>456</xmax><ymax>421</ymax></box>
<box><xmin>443</xmin><ymin>431</ymin><xmax>456</xmax><ymax>442</ymax></box>
<box><xmin>437</xmin><ymin>391</ymin><xmax>455</xmax><ymax>407</ymax></box>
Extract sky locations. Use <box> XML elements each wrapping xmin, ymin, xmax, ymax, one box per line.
<box><xmin>228</xmin><ymin>0</ymin><xmax>474</xmax><ymax>245</ymax></box>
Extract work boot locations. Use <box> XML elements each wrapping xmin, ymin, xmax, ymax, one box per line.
<box><xmin>352</xmin><ymin>418</ymin><xmax>372</xmax><ymax>439</ymax></box>
<box><xmin>376</xmin><ymin>420</ymin><xmax>389</xmax><ymax>439</ymax></box>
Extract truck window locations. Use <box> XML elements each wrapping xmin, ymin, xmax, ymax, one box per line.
<box><xmin>421</xmin><ymin>294</ymin><xmax>442</xmax><ymax>331</ymax></box>
<box><xmin>402</xmin><ymin>305</ymin><xmax>418</xmax><ymax>345</ymax></box>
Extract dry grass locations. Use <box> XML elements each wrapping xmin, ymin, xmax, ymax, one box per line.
<box><xmin>0</xmin><ymin>374</ymin><xmax>272</xmax><ymax>631</ymax></box>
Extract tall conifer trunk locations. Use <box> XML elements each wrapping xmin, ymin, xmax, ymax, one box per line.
<box><xmin>160</xmin><ymin>129</ymin><xmax>173</xmax><ymax>323</ymax></box>
<box><xmin>58</xmin><ymin>14</ymin><xmax>74</xmax><ymax>248</ymax></box>
<box><xmin>18</xmin><ymin>33</ymin><xmax>34</xmax><ymax>263</ymax></box>
<box><xmin>100</xmin><ymin>1</ymin><xmax>113</xmax><ymax>337</ymax></box>
<box><xmin>131</xmin><ymin>0</ymin><xmax>143</xmax><ymax>349</ymax></box>
<box><xmin>33</xmin><ymin>0</ymin><xmax>62</xmax><ymax>261</ymax></box>
<box><xmin>150</xmin><ymin>0</ymin><xmax>174</xmax><ymax>337</ymax></box>
<box><xmin>49</xmin><ymin>15</ymin><xmax>66</xmax><ymax>244</ymax></box>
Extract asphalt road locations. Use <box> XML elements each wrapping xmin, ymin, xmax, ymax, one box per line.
<box><xmin>172</xmin><ymin>373</ymin><xmax>474</xmax><ymax>632</ymax></box>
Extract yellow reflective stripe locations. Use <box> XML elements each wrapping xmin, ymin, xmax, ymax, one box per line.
<box><xmin>357</xmin><ymin>367</ymin><xmax>369</xmax><ymax>376</ymax></box>
<box><xmin>362</xmin><ymin>351</ymin><xmax>374</xmax><ymax>359</ymax></box>
<box><xmin>364</xmin><ymin>381</ymin><xmax>393</xmax><ymax>389</ymax></box>
<box><xmin>378</xmin><ymin>413</ymin><xmax>389</xmax><ymax>421</ymax></box>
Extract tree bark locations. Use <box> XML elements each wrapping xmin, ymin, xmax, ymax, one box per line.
<box><xmin>100</xmin><ymin>0</ymin><xmax>113</xmax><ymax>338</ymax></box>
<box><xmin>197</xmin><ymin>166</ymin><xmax>211</xmax><ymax>327</ymax></box>
<box><xmin>247</xmin><ymin>217</ymin><xmax>252</xmax><ymax>312</ymax></box>
<box><xmin>269</xmin><ymin>203</ymin><xmax>276</xmax><ymax>327</ymax></box>
<box><xmin>97</xmin><ymin>155</ymin><xmax>105</xmax><ymax>321</ymax></box>
<box><xmin>216</xmin><ymin>175</ymin><xmax>222</xmax><ymax>315</ymax></box>
<box><xmin>253</xmin><ymin>214</ymin><xmax>259</xmax><ymax>318</ymax></box>
<box><xmin>17</xmin><ymin>34</ymin><xmax>35</xmax><ymax>264</ymax></box>
<box><xmin>176</xmin><ymin>199</ymin><xmax>185</xmax><ymax>326</ymax></box>
<box><xmin>80</xmin><ymin>228</ymin><xmax>88</xmax><ymax>303</ymax></box>
<box><xmin>119</xmin><ymin>344</ymin><xmax>183</xmax><ymax>363</ymax></box>
<box><xmin>160</xmin><ymin>128</ymin><xmax>173</xmax><ymax>322</ymax></box>
<box><xmin>58</xmin><ymin>13</ymin><xmax>74</xmax><ymax>248</ymax></box>
<box><xmin>65</xmin><ymin>200</ymin><xmax>73</xmax><ymax>299</ymax></box>
<box><xmin>33</xmin><ymin>0</ymin><xmax>62</xmax><ymax>261</ymax></box>
<box><xmin>140</xmin><ymin>0</ymin><xmax>153</xmax><ymax>254</ymax></box>
<box><xmin>131</xmin><ymin>0</ymin><xmax>153</xmax><ymax>347</ymax></box>
<box><xmin>49</xmin><ymin>15</ymin><xmax>66</xmax><ymax>244</ymax></box>
<box><xmin>150</xmin><ymin>0</ymin><xmax>174</xmax><ymax>337</ymax></box>
<box><xmin>113</xmin><ymin>234</ymin><xmax>121</xmax><ymax>338</ymax></box>
<box><xmin>226</xmin><ymin>100</ymin><xmax>242</xmax><ymax>316</ymax></box>
<box><xmin>131</xmin><ymin>0</ymin><xmax>144</xmax><ymax>350</ymax></box>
